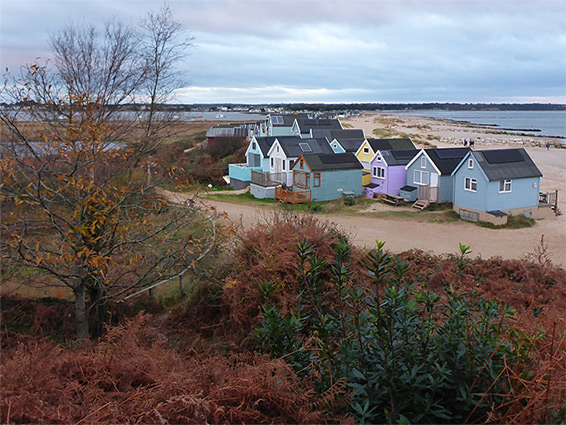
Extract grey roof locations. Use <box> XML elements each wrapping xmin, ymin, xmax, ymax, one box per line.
<box><xmin>336</xmin><ymin>138</ymin><xmax>366</xmax><ymax>152</ymax></box>
<box><xmin>311</xmin><ymin>129</ymin><xmax>365</xmax><ymax>142</ymax></box>
<box><xmin>295</xmin><ymin>118</ymin><xmax>343</xmax><ymax>134</ymax></box>
<box><xmin>366</xmin><ymin>138</ymin><xmax>415</xmax><ymax>151</ymax></box>
<box><xmin>472</xmin><ymin>148</ymin><xmax>542</xmax><ymax>180</ymax></box>
<box><xmin>252</xmin><ymin>137</ymin><xmax>278</xmax><ymax>156</ymax></box>
<box><xmin>270</xmin><ymin>113</ymin><xmax>308</xmax><ymax>127</ymax></box>
<box><xmin>277</xmin><ymin>137</ymin><xmax>334</xmax><ymax>157</ymax></box>
<box><xmin>381</xmin><ymin>149</ymin><xmax>419</xmax><ymax>166</ymax></box>
<box><xmin>400</xmin><ymin>185</ymin><xmax>417</xmax><ymax>192</ymax></box>
<box><xmin>298</xmin><ymin>152</ymin><xmax>363</xmax><ymax>172</ymax></box>
<box><xmin>425</xmin><ymin>147</ymin><xmax>470</xmax><ymax>174</ymax></box>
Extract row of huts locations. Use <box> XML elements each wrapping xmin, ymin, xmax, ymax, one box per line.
<box><xmin>225</xmin><ymin>114</ymin><xmax>555</xmax><ymax>224</ymax></box>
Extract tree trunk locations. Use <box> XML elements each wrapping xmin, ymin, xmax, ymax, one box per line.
<box><xmin>74</xmin><ymin>284</ymin><xmax>89</xmax><ymax>340</ymax></box>
<box><xmin>88</xmin><ymin>286</ymin><xmax>110</xmax><ymax>338</ymax></box>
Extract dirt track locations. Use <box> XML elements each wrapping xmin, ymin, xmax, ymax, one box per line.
<box><xmin>164</xmin><ymin>191</ymin><xmax>566</xmax><ymax>267</ymax></box>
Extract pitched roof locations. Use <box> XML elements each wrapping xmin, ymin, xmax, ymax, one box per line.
<box><xmin>295</xmin><ymin>118</ymin><xmax>343</xmax><ymax>133</ymax></box>
<box><xmin>311</xmin><ymin>129</ymin><xmax>365</xmax><ymax>142</ymax></box>
<box><xmin>425</xmin><ymin>147</ymin><xmax>471</xmax><ymax>174</ymax></box>
<box><xmin>380</xmin><ymin>149</ymin><xmax>418</xmax><ymax>166</ymax></box>
<box><xmin>277</xmin><ymin>137</ymin><xmax>334</xmax><ymax>157</ymax></box>
<box><xmin>252</xmin><ymin>137</ymin><xmax>278</xmax><ymax>156</ymax></box>
<box><xmin>366</xmin><ymin>138</ymin><xmax>415</xmax><ymax>151</ymax></box>
<box><xmin>334</xmin><ymin>138</ymin><xmax>366</xmax><ymax>152</ymax></box>
<box><xmin>471</xmin><ymin>148</ymin><xmax>542</xmax><ymax>180</ymax></box>
<box><xmin>299</xmin><ymin>152</ymin><xmax>363</xmax><ymax>171</ymax></box>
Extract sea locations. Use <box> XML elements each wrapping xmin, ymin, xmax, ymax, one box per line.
<box><xmin>381</xmin><ymin>110</ymin><xmax>566</xmax><ymax>139</ymax></box>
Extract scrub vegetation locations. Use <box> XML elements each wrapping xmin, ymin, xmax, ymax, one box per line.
<box><xmin>2</xmin><ymin>214</ymin><xmax>565</xmax><ymax>424</ymax></box>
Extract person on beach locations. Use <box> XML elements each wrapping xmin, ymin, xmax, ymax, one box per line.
<box><xmin>546</xmin><ymin>142</ymin><xmax>550</xmax><ymax>150</ymax></box>
<box><xmin>470</xmin><ymin>140</ymin><xmax>475</xmax><ymax>148</ymax></box>
<box><xmin>463</xmin><ymin>139</ymin><xmax>468</xmax><ymax>147</ymax></box>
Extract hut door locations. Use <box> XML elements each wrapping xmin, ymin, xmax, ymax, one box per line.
<box><xmin>418</xmin><ymin>185</ymin><xmax>429</xmax><ymax>201</ymax></box>
<box><xmin>429</xmin><ymin>174</ymin><xmax>439</xmax><ymax>202</ymax></box>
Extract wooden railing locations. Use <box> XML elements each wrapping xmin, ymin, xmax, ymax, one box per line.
<box><xmin>275</xmin><ymin>186</ymin><xmax>311</xmax><ymax>204</ymax></box>
<box><xmin>539</xmin><ymin>190</ymin><xmax>559</xmax><ymax>215</ymax></box>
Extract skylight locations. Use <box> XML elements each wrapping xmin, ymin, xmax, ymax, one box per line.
<box><xmin>272</xmin><ymin>116</ymin><xmax>284</xmax><ymax>125</ymax></box>
<box><xmin>299</xmin><ymin>143</ymin><xmax>312</xmax><ymax>152</ymax></box>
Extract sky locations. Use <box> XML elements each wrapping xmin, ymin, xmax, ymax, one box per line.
<box><xmin>1</xmin><ymin>0</ymin><xmax>565</xmax><ymax>104</ymax></box>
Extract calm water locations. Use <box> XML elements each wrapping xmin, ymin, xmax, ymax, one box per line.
<box><xmin>385</xmin><ymin>110</ymin><xmax>566</xmax><ymax>139</ymax></box>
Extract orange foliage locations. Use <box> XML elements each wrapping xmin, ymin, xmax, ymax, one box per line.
<box><xmin>1</xmin><ymin>314</ymin><xmax>328</xmax><ymax>424</ymax></box>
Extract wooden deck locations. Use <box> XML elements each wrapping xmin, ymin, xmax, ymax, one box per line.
<box><xmin>275</xmin><ymin>186</ymin><xmax>311</xmax><ymax>204</ymax></box>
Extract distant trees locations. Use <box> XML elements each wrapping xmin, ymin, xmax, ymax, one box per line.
<box><xmin>0</xmin><ymin>5</ymin><xmax>224</xmax><ymax>340</ymax></box>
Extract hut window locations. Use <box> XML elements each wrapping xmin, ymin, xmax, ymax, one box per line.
<box><xmin>499</xmin><ymin>179</ymin><xmax>512</xmax><ymax>193</ymax></box>
<box><xmin>465</xmin><ymin>177</ymin><xmax>477</xmax><ymax>192</ymax></box>
<box><xmin>314</xmin><ymin>172</ymin><xmax>321</xmax><ymax>187</ymax></box>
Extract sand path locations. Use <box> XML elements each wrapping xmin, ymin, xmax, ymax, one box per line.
<box><xmin>163</xmin><ymin>191</ymin><xmax>565</xmax><ymax>267</ymax></box>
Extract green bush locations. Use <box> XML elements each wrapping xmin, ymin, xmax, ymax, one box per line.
<box><xmin>256</xmin><ymin>240</ymin><xmax>521</xmax><ymax>424</ymax></box>
<box><xmin>343</xmin><ymin>196</ymin><xmax>356</xmax><ymax>206</ymax></box>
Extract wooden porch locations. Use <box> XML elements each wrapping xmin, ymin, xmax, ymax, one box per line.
<box><xmin>539</xmin><ymin>190</ymin><xmax>559</xmax><ymax>215</ymax></box>
<box><xmin>275</xmin><ymin>186</ymin><xmax>311</xmax><ymax>204</ymax></box>
<box><xmin>411</xmin><ymin>184</ymin><xmax>438</xmax><ymax>210</ymax></box>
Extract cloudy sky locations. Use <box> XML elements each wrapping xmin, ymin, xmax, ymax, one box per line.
<box><xmin>1</xmin><ymin>0</ymin><xmax>565</xmax><ymax>104</ymax></box>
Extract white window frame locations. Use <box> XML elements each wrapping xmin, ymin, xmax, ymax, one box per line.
<box><xmin>372</xmin><ymin>166</ymin><xmax>378</xmax><ymax>177</ymax></box>
<box><xmin>464</xmin><ymin>177</ymin><xmax>477</xmax><ymax>192</ymax></box>
<box><xmin>499</xmin><ymin>179</ymin><xmax>512</xmax><ymax>193</ymax></box>
<box><xmin>377</xmin><ymin>167</ymin><xmax>385</xmax><ymax>179</ymax></box>
<box><xmin>282</xmin><ymin>160</ymin><xmax>286</xmax><ymax>171</ymax></box>
<box><xmin>363</xmin><ymin>147</ymin><xmax>370</xmax><ymax>154</ymax></box>
<box><xmin>376</xmin><ymin>155</ymin><xmax>382</xmax><ymax>162</ymax></box>
<box><xmin>414</xmin><ymin>169</ymin><xmax>429</xmax><ymax>185</ymax></box>
<box><xmin>468</xmin><ymin>159</ymin><xmax>474</xmax><ymax>169</ymax></box>
<box><xmin>420</xmin><ymin>156</ymin><xmax>426</xmax><ymax>169</ymax></box>
<box><xmin>270</xmin><ymin>158</ymin><xmax>274</xmax><ymax>168</ymax></box>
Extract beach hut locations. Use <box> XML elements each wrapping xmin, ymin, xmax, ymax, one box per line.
<box><xmin>404</xmin><ymin>147</ymin><xmax>470</xmax><ymax>208</ymax></box>
<box><xmin>275</xmin><ymin>153</ymin><xmax>363</xmax><ymax>203</ymax></box>
<box><xmin>451</xmin><ymin>148</ymin><xmax>551</xmax><ymax>224</ymax></box>
<box><xmin>364</xmin><ymin>149</ymin><xmax>418</xmax><ymax>198</ymax></box>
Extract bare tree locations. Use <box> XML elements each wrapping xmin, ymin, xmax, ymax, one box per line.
<box><xmin>0</xmin><ymin>7</ymin><xmax>218</xmax><ymax>340</ymax></box>
<box><xmin>138</xmin><ymin>4</ymin><xmax>194</xmax><ymax>135</ymax></box>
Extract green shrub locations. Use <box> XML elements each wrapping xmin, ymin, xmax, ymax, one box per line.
<box><xmin>343</xmin><ymin>196</ymin><xmax>356</xmax><ymax>206</ymax></box>
<box><xmin>256</xmin><ymin>240</ymin><xmax>521</xmax><ymax>424</ymax></box>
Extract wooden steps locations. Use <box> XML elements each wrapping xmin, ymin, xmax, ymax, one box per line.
<box><xmin>411</xmin><ymin>200</ymin><xmax>430</xmax><ymax>210</ymax></box>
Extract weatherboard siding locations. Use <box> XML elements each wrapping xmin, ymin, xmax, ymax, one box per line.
<box><xmin>312</xmin><ymin>170</ymin><xmax>363</xmax><ymax>201</ymax></box>
<box><xmin>452</xmin><ymin>166</ymin><xmax>489</xmax><ymax>211</ymax></box>
<box><xmin>485</xmin><ymin>177</ymin><xmax>540</xmax><ymax>211</ymax></box>
<box><xmin>270</xmin><ymin>127</ymin><xmax>294</xmax><ymax>137</ymax></box>
<box><xmin>438</xmin><ymin>175</ymin><xmax>453</xmax><ymax>203</ymax></box>
<box><xmin>387</xmin><ymin>166</ymin><xmax>408</xmax><ymax>195</ymax></box>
